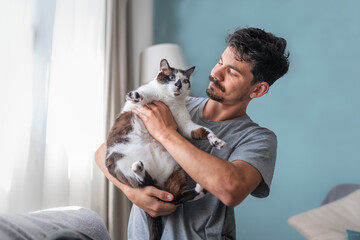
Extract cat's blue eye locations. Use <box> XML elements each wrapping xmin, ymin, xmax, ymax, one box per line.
<box><xmin>183</xmin><ymin>79</ymin><xmax>189</xmax><ymax>84</ymax></box>
<box><xmin>169</xmin><ymin>75</ymin><xmax>175</xmax><ymax>81</ymax></box>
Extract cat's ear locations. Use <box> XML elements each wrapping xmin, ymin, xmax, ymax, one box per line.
<box><xmin>185</xmin><ymin>66</ymin><xmax>195</xmax><ymax>78</ymax></box>
<box><xmin>160</xmin><ymin>59</ymin><xmax>170</xmax><ymax>71</ymax></box>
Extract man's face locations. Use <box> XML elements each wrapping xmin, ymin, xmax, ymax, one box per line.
<box><xmin>206</xmin><ymin>47</ymin><xmax>256</xmax><ymax>105</ymax></box>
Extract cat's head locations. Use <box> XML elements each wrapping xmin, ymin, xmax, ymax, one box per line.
<box><xmin>156</xmin><ymin>59</ymin><xmax>195</xmax><ymax>98</ymax></box>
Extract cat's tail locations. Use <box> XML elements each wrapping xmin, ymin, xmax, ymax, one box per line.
<box><xmin>146</xmin><ymin>213</ymin><xmax>162</xmax><ymax>240</ymax></box>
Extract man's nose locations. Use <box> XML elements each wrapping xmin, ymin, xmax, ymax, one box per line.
<box><xmin>211</xmin><ymin>65</ymin><xmax>224</xmax><ymax>81</ymax></box>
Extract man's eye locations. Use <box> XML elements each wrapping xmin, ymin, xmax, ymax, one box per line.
<box><xmin>229</xmin><ymin>71</ymin><xmax>238</xmax><ymax>77</ymax></box>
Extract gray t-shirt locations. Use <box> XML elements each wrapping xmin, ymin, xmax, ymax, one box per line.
<box><xmin>128</xmin><ymin>96</ymin><xmax>277</xmax><ymax>240</ymax></box>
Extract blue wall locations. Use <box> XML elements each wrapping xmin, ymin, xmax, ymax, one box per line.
<box><xmin>154</xmin><ymin>0</ymin><xmax>360</xmax><ymax>239</ymax></box>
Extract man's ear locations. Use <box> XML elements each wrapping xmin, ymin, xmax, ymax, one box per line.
<box><xmin>250</xmin><ymin>82</ymin><xmax>269</xmax><ymax>99</ymax></box>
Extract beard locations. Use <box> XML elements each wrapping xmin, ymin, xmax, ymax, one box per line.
<box><xmin>206</xmin><ymin>75</ymin><xmax>225</xmax><ymax>102</ymax></box>
<box><xmin>206</xmin><ymin>87</ymin><xmax>224</xmax><ymax>102</ymax></box>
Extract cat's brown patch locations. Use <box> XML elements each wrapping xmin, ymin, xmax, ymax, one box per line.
<box><xmin>107</xmin><ymin>111</ymin><xmax>133</xmax><ymax>146</ymax></box>
<box><xmin>156</xmin><ymin>69</ymin><xmax>173</xmax><ymax>84</ymax></box>
<box><xmin>116</xmin><ymin>172</ymin><xmax>138</xmax><ymax>188</ymax></box>
<box><xmin>163</xmin><ymin>168</ymin><xmax>188</xmax><ymax>199</ymax></box>
<box><xmin>105</xmin><ymin>152</ymin><xmax>124</xmax><ymax>170</ymax></box>
<box><xmin>105</xmin><ymin>151</ymin><xmax>139</xmax><ymax>188</ymax></box>
<box><xmin>191</xmin><ymin>128</ymin><xmax>210</xmax><ymax>140</ymax></box>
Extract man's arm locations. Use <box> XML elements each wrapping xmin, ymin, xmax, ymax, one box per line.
<box><xmin>94</xmin><ymin>143</ymin><xmax>178</xmax><ymax>217</ymax></box>
<box><xmin>132</xmin><ymin>101</ymin><xmax>262</xmax><ymax>207</ymax></box>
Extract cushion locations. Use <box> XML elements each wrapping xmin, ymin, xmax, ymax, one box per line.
<box><xmin>347</xmin><ymin>229</ymin><xmax>360</xmax><ymax>240</ymax></box>
<box><xmin>322</xmin><ymin>184</ymin><xmax>360</xmax><ymax>205</ymax></box>
<box><xmin>288</xmin><ymin>189</ymin><xmax>360</xmax><ymax>240</ymax></box>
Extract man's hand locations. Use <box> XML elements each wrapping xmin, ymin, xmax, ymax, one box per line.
<box><xmin>124</xmin><ymin>185</ymin><xmax>178</xmax><ymax>217</ymax></box>
<box><xmin>132</xmin><ymin>101</ymin><xmax>178</xmax><ymax>142</ymax></box>
<box><xmin>94</xmin><ymin>142</ymin><xmax>178</xmax><ymax>217</ymax></box>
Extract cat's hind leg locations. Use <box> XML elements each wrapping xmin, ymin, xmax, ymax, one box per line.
<box><xmin>189</xmin><ymin>183</ymin><xmax>207</xmax><ymax>202</ymax></box>
<box><xmin>163</xmin><ymin>167</ymin><xmax>207</xmax><ymax>204</ymax></box>
<box><xmin>171</xmin><ymin>183</ymin><xmax>207</xmax><ymax>204</ymax></box>
<box><xmin>131</xmin><ymin>161</ymin><xmax>155</xmax><ymax>187</ymax></box>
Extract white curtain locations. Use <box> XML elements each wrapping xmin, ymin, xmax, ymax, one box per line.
<box><xmin>0</xmin><ymin>0</ymin><xmax>38</xmax><ymax>213</ymax></box>
<box><xmin>0</xmin><ymin>0</ymin><xmax>106</xmax><ymax>214</ymax></box>
<box><xmin>42</xmin><ymin>0</ymin><xmax>106</xmax><ymax>210</ymax></box>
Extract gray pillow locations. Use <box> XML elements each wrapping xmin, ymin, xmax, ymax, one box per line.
<box><xmin>321</xmin><ymin>184</ymin><xmax>360</xmax><ymax>205</ymax></box>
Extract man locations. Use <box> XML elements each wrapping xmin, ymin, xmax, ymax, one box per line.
<box><xmin>96</xmin><ymin>27</ymin><xmax>289</xmax><ymax>239</ymax></box>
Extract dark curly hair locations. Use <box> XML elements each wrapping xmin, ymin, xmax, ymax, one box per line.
<box><xmin>226</xmin><ymin>27</ymin><xmax>290</xmax><ymax>86</ymax></box>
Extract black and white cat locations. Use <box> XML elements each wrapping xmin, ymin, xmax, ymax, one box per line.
<box><xmin>105</xmin><ymin>59</ymin><xmax>225</xmax><ymax>240</ymax></box>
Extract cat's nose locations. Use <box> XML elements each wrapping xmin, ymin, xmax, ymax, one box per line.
<box><xmin>175</xmin><ymin>80</ymin><xmax>182</xmax><ymax>90</ymax></box>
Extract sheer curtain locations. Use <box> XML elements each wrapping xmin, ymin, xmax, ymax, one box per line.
<box><xmin>42</xmin><ymin>0</ymin><xmax>106</xmax><ymax>210</ymax></box>
<box><xmin>0</xmin><ymin>0</ymin><xmax>37</xmax><ymax>213</ymax></box>
<box><xmin>0</xmin><ymin>0</ymin><xmax>106</xmax><ymax>214</ymax></box>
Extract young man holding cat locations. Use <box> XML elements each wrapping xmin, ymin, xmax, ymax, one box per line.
<box><xmin>97</xmin><ymin>27</ymin><xmax>289</xmax><ymax>239</ymax></box>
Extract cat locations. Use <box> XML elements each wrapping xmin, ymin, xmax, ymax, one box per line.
<box><xmin>105</xmin><ymin>59</ymin><xmax>225</xmax><ymax>240</ymax></box>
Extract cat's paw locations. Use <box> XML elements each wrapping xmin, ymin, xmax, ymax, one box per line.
<box><xmin>187</xmin><ymin>184</ymin><xmax>207</xmax><ymax>202</ymax></box>
<box><xmin>131</xmin><ymin>161</ymin><xmax>144</xmax><ymax>173</ymax></box>
<box><xmin>126</xmin><ymin>91</ymin><xmax>144</xmax><ymax>103</ymax></box>
<box><xmin>195</xmin><ymin>183</ymin><xmax>204</xmax><ymax>193</ymax></box>
<box><xmin>208</xmin><ymin>135</ymin><xmax>226</xmax><ymax>149</ymax></box>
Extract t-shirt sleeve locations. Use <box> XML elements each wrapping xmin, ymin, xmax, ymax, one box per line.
<box><xmin>228</xmin><ymin>128</ymin><xmax>277</xmax><ymax>198</ymax></box>
<box><xmin>185</xmin><ymin>96</ymin><xmax>204</xmax><ymax>111</ymax></box>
